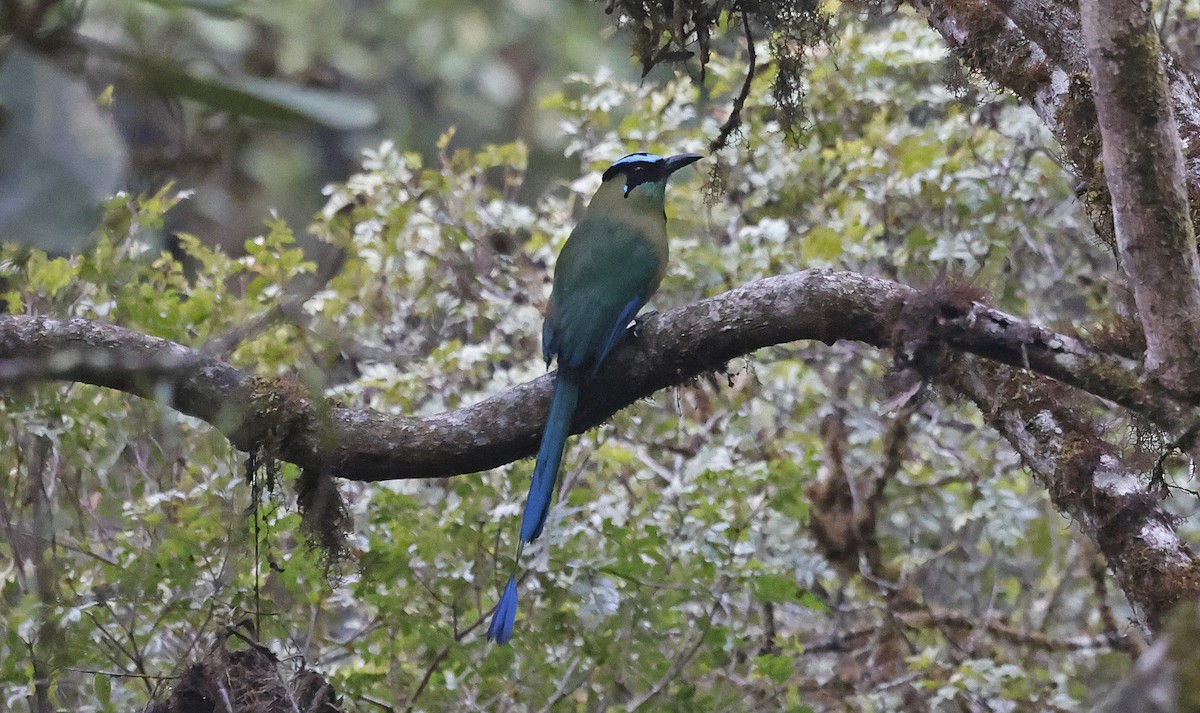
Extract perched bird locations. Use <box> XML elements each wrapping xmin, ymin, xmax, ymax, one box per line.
<box><xmin>487</xmin><ymin>151</ymin><xmax>702</xmax><ymax>645</ymax></box>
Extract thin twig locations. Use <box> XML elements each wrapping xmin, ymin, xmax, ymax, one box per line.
<box><xmin>62</xmin><ymin>666</ymin><xmax>176</xmax><ymax>680</ymax></box>
<box><xmin>404</xmin><ymin>646</ymin><xmax>450</xmax><ymax>713</ymax></box>
<box><xmin>710</xmin><ymin>8</ymin><xmax>756</xmax><ymax>152</ymax></box>
<box><xmin>625</xmin><ymin>580</ymin><xmax>728</xmax><ymax>711</ymax></box>
<box><xmin>535</xmin><ymin>656</ymin><xmax>588</xmax><ymax>713</ymax></box>
<box><xmin>361</xmin><ymin>695</ymin><xmax>397</xmax><ymax>712</ymax></box>
<box><xmin>1089</xmin><ymin>548</ymin><xmax>1143</xmax><ymax>655</ymax></box>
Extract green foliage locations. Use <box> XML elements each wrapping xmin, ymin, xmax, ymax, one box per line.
<box><xmin>0</xmin><ymin>7</ymin><xmax>1153</xmax><ymax>713</ymax></box>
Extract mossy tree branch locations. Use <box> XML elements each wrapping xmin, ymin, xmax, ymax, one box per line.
<box><xmin>1080</xmin><ymin>0</ymin><xmax>1200</xmax><ymax>394</ymax></box>
<box><xmin>5</xmin><ymin>268</ymin><xmax>1199</xmax><ymax>628</ymax></box>
<box><xmin>0</xmin><ymin>269</ymin><xmax>1180</xmax><ymax>480</ymax></box>
<box><xmin>908</xmin><ymin>0</ymin><xmax>1115</xmax><ymax>245</ymax></box>
<box><xmin>951</xmin><ymin>359</ymin><xmax>1200</xmax><ymax>634</ymax></box>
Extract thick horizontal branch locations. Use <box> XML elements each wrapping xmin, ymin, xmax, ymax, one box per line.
<box><xmin>0</xmin><ymin>317</ymin><xmax>253</xmax><ymax>436</ymax></box>
<box><xmin>7</xmin><ymin>269</ymin><xmax>1199</xmax><ymax>631</ymax></box>
<box><xmin>0</xmin><ymin>269</ymin><xmax>1184</xmax><ymax>482</ymax></box>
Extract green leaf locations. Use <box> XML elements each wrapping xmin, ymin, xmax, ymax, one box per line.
<box><xmin>796</xmin><ymin>589</ymin><xmax>829</xmax><ymax>613</ymax></box>
<box><xmin>84</xmin><ymin>39</ymin><xmax>378</xmax><ymax>129</ymax></box>
<box><xmin>142</xmin><ymin>60</ymin><xmax>378</xmax><ymax>130</ymax></box>
<box><xmin>94</xmin><ymin>673</ymin><xmax>112</xmax><ymax>708</ymax></box>
<box><xmin>754</xmin><ymin>574</ymin><xmax>828</xmax><ymax>612</ymax></box>
<box><xmin>26</xmin><ymin>253</ymin><xmax>76</xmax><ymax>296</ymax></box>
<box><xmin>754</xmin><ymin>654</ymin><xmax>794</xmax><ymax>683</ymax></box>
<box><xmin>801</xmin><ymin>225</ymin><xmax>842</xmax><ymax>263</ymax></box>
<box><xmin>754</xmin><ymin>574</ymin><xmax>798</xmax><ymax>603</ymax></box>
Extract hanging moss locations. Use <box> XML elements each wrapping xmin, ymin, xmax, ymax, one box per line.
<box><xmin>606</xmin><ymin>0</ymin><xmax>833</xmax><ymax>141</ymax></box>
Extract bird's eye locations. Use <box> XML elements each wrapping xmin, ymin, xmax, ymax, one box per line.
<box><xmin>624</xmin><ymin>169</ymin><xmax>645</xmax><ymax>195</ymax></box>
<box><xmin>623</xmin><ymin>165</ymin><xmax>654</xmax><ymax>192</ymax></box>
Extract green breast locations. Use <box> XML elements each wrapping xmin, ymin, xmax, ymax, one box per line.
<box><xmin>546</xmin><ymin>214</ymin><xmax>668</xmax><ymax>369</ymax></box>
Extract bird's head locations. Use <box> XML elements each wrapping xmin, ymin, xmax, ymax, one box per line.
<box><xmin>600</xmin><ymin>152</ymin><xmax>703</xmax><ymax>202</ymax></box>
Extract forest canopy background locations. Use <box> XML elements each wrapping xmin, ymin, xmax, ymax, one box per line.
<box><xmin>2</xmin><ymin>0</ymin><xmax>1200</xmax><ymax>711</ymax></box>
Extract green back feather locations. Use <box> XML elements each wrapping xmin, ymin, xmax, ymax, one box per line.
<box><xmin>544</xmin><ymin>178</ymin><xmax>670</xmax><ymax>370</ymax></box>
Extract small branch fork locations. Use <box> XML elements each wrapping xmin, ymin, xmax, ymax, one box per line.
<box><xmin>710</xmin><ymin>8</ymin><xmax>757</xmax><ymax>152</ymax></box>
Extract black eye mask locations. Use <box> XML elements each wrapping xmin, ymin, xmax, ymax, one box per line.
<box><xmin>601</xmin><ymin>158</ymin><xmax>664</xmax><ymax>197</ymax></box>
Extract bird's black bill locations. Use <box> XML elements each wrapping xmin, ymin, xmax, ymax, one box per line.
<box><xmin>663</xmin><ymin>153</ymin><xmax>703</xmax><ymax>175</ymax></box>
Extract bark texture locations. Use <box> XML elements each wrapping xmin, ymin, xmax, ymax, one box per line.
<box><xmin>0</xmin><ymin>270</ymin><xmax>1177</xmax><ymax>480</ymax></box>
<box><xmin>1080</xmin><ymin>0</ymin><xmax>1200</xmax><ymax>393</ymax></box>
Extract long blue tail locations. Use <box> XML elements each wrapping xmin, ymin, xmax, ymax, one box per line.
<box><xmin>520</xmin><ymin>370</ymin><xmax>580</xmax><ymax>543</ymax></box>
<box><xmin>486</xmin><ymin>574</ymin><xmax>519</xmax><ymax>644</ymax></box>
<box><xmin>488</xmin><ymin>370</ymin><xmax>580</xmax><ymax>644</ymax></box>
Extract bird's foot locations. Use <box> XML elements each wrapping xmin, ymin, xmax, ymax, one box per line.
<box><xmin>632</xmin><ymin>310</ymin><xmax>658</xmax><ymax>339</ymax></box>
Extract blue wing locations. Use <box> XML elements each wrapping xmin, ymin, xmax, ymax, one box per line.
<box><xmin>589</xmin><ymin>297</ymin><xmax>644</xmax><ymax>378</ymax></box>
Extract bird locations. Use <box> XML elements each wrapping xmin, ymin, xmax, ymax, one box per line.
<box><xmin>487</xmin><ymin>151</ymin><xmax>702</xmax><ymax>645</ymax></box>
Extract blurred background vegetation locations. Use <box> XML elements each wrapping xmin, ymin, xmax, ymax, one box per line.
<box><xmin>0</xmin><ymin>0</ymin><xmax>639</xmax><ymax>255</ymax></box>
<box><xmin>3</xmin><ymin>0</ymin><xmax>1200</xmax><ymax>711</ymax></box>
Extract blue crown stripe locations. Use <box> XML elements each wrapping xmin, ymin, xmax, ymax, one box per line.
<box><xmin>612</xmin><ymin>152</ymin><xmax>664</xmax><ymax>166</ymax></box>
<box><xmin>602</xmin><ymin>153</ymin><xmax>666</xmax><ymax>182</ymax></box>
